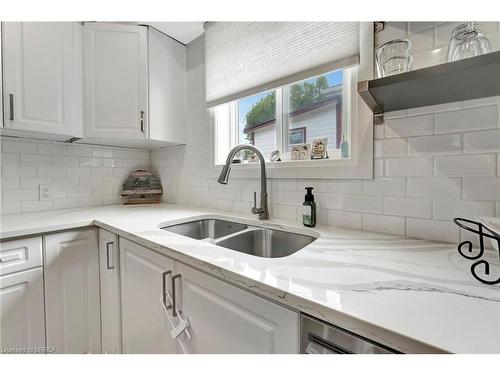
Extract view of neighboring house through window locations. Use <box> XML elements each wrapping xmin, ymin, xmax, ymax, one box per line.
<box><xmin>238</xmin><ymin>90</ymin><xmax>276</xmax><ymax>162</ymax></box>
<box><xmin>212</xmin><ymin>68</ymin><xmax>349</xmax><ymax>165</ymax></box>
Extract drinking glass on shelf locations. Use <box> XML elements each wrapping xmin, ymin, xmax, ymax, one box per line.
<box><xmin>447</xmin><ymin>22</ymin><xmax>492</xmax><ymax>62</ymax></box>
<box><xmin>376</xmin><ymin>39</ymin><xmax>414</xmax><ymax>77</ymax></box>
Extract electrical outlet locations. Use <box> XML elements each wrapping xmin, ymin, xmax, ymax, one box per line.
<box><xmin>39</xmin><ymin>184</ymin><xmax>51</xmax><ymax>201</ymax></box>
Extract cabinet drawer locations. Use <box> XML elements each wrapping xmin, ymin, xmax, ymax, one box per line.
<box><xmin>0</xmin><ymin>237</ymin><xmax>43</xmax><ymax>276</ymax></box>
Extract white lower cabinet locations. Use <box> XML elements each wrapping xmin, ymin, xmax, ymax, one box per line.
<box><xmin>0</xmin><ymin>267</ymin><xmax>46</xmax><ymax>353</ymax></box>
<box><xmin>119</xmin><ymin>238</ymin><xmax>299</xmax><ymax>354</ymax></box>
<box><xmin>119</xmin><ymin>238</ymin><xmax>177</xmax><ymax>353</ymax></box>
<box><xmin>44</xmin><ymin>229</ymin><xmax>101</xmax><ymax>353</ymax></box>
<box><xmin>175</xmin><ymin>263</ymin><xmax>299</xmax><ymax>354</ymax></box>
<box><xmin>98</xmin><ymin>229</ymin><xmax>121</xmax><ymax>354</ymax></box>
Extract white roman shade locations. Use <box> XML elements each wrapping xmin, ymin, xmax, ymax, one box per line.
<box><xmin>205</xmin><ymin>22</ymin><xmax>360</xmax><ymax>107</ymax></box>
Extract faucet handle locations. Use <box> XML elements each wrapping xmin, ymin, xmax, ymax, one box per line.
<box><xmin>251</xmin><ymin>191</ymin><xmax>264</xmax><ymax>215</ymax></box>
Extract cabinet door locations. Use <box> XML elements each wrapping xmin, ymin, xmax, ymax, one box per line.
<box><xmin>83</xmin><ymin>22</ymin><xmax>148</xmax><ymax>139</ymax></box>
<box><xmin>119</xmin><ymin>238</ymin><xmax>177</xmax><ymax>353</ymax></box>
<box><xmin>175</xmin><ymin>263</ymin><xmax>299</xmax><ymax>354</ymax></box>
<box><xmin>44</xmin><ymin>229</ymin><xmax>101</xmax><ymax>353</ymax></box>
<box><xmin>2</xmin><ymin>22</ymin><xmax>82</xmax><ymax>137</ymax></box>
<box><xmin>0</xmin><ymin>267</ymin><xmax>45</xmax><ymax>353</ymax></box>
<box><xmin>148</xmin><ymin>27</ymin><xmax>186</xmax><ymax>145</ymax></box>
<box><xmin>98</xmin><ymin>229</ymin><xmax>121</xmax><ymax>354</ymax></box>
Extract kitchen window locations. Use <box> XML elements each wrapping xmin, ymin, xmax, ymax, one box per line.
<box><xmin>213</xmin><ymin>68</ymin><xmax>351</xmax><ymax>165</ymax></box>
<box><xmin>208</xmin><ymin>22</ymin><xmax>373</xmax><ymax>179</ymax></box>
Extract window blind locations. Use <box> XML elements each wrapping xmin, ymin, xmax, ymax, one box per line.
<box><xmin>205</xmin><ymin>22</ymin><xmax>360</xmax><ymax>107</ymax></box>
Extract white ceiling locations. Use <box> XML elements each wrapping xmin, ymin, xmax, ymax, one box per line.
<box><xmin>141</xmin><ymin>22</ymin><xmax>205</xmax><ymax>44</ymax></box>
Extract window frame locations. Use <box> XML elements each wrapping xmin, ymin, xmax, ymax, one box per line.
<box><xmin>209</xmin><ymin>22</ymin><xmax>374</xmax><ymax>180</ymax></box>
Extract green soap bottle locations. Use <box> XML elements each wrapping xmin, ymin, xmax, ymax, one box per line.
<box><xmin>302</xmin><ymin>187</ymin><xmax>316</xmax><ymax>228</ymax></box>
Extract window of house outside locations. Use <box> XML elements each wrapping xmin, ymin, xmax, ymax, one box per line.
<box><xmin>212</xmin><ymin>68</ymin><xmax>352</xmax><ymax>166</ymax></box>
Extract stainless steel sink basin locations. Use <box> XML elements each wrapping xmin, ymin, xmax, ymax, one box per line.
<box><xmin>162</xmin><ymin>217</ymin><xmax>317</xmax><ymax>258</ymax></box>
<box><xmin>215</xmin><ymin>227</ymin><xmax>316</xmax><ymax>258</ymax></box>
<box><xmin>162</xmin><ymin>219</ymin><xmax>247</xmax><ymax>240</ymax></box>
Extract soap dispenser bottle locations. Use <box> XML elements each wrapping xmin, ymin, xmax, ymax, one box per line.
<box><xmin>302</xmin><ymin>187</ymin><xmax>316</xmax><ymax>228</ymax></box>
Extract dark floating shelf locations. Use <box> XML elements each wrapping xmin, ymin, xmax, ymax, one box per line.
<box><xmin>358</xmin><ymin>51</ymin><xmax>500</xmax><ymax>116</ymax></box>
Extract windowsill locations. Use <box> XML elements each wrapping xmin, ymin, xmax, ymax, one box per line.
<box><xmin>211</xmin><ymin>154</ymin><xmax>371</xmax><ymax>180</ymax></box>
<box><xmin>216</xmin><ymin>156</ymin><xmax>354</xmax><ymax>169</ymax></box>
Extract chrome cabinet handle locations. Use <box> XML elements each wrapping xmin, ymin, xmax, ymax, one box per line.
<box><xmin>172</xmin><ymin>274</ymin><xmax>181</xmax><ymax>317</ymax></box>
<box><xmin>106</xmin><ymin>241</ymin><xmax>114</xmax><ymax>270</ymax></box>
<box><xmin>140</xmin><ymin>110</ymin><xmax>144</xmax><ymax>132</ymax></box>
<box><xmin>162</xmin><ymin>270</ymin><xmax>172</xmax><ymax>311</ymax></box>
<box><xmin>9</xmin><ymin>94</ymin><xmax>14</xmax><ymax>121</ymax></box>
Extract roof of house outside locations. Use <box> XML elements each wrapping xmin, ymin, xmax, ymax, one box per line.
<box><xmin>243</xmin><ymin>84</ymin><xmax>342</xmax><ymax>134</ymax></box>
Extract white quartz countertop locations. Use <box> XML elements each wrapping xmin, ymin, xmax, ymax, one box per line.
<box><xmin>1</xmin><ymin>204</ymin><xmax>499</xmax><ymax>353</ymax></box>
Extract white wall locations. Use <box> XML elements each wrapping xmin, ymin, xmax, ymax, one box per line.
<box><xmin>151</xmin><ymin>29</ymin><xmax>500</xmax><ymax>244</ymax></box>
<box><xmin>1</xmin><ymin>138</ymin><xmax>149</xmax><ymax>213</ymax></box>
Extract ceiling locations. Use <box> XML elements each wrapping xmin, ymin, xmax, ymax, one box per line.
<box><xmin>141</xmin><ymin>22</ymin><xmax>205</xmax><ymax>44</ymax></box>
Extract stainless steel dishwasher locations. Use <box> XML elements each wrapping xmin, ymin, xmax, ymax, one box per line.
<box><xmin>300</xmin><ymin>314</ymin><xmax>398</xmax><ymax>354</ymax></box>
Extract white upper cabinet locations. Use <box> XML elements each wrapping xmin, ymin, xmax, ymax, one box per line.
<box><xmin>83</xmin><ymin>23</ymin><xmax>148</xmax><ymax>140</ymax></box>
<box><xmin>1</xmin><ymin>22</ymin><xmax>83</xmax><ymax>139</ymax></box>
<box><xmin>83</xmin><ymin>23</ymin><xmax>186</xmax><ymax>147</ymax></box>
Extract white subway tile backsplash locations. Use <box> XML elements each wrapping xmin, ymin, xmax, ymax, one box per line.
<box><xmin>327</xmin><ymin>210</ymin><xmax>362</xmax><ymax>230</ymax></box>
<box><xmin>2</xmin><ymin>166</ymin><xmax>36</xmax><ymax>178</ymax></box>
<box><xmin>37</xmin><ymin>166</ymin><xmax>66</xmax><ymax>177</ymax></box>
<box><xmin>374</xmin><ymin>159</ymin><xmax>384</xmax><ymax>177</ymax></box>
<box><xmin>374</xmin><ymin>138</ymin><xmax>407</xmax><ymax>157</ymax></box>
<box><xmin>463</xmin><ymin>178</ymin><xmax>500</xmax><ymax>201</ymax></box>
<box><xmin>374</xmin><ymin>125</ymin><xmax>384</xmax><ymax>139</ymax></box>
<box><xmin>315</xmin><ymin>192</ymin><xmax>344</xmax><ymax>210</ymax></box>
<box><xmin>407</xmin><ymin>177</ymin><xmax>462</xmax><ymax>199</ymax></box>
<box><xmin>464</xmin><ymin>129</ymin><xmax>500</xmax><ymax>153</ymax></box>
<box><xmin>2</xmin><ymin>140</ymin><xmax>37</xmax><ymax>154</ymax></box>
<box><xmin>384</xmin><ymin>115</ymin><xmax>434</xmax><ymax>138</ymax></box>
<box><xmin>21</xmin><ymin>200</ymin><xmax>53</xmax><ymax>212</ymax></box>
<box><xmin>433</xmin><ymin>199</ymin><xmax>495</xmax><ymax>221</ymax></box>
<box><xmin>2</xmin><ymin>177</ymin><xmax>20</xmax><ymax>190</ymax></box>
<box><xmin>362</xmin><ymin>213</ymin><xmax>406</xmax><ymax>236</ymax></box>
<box><xmin>407</xmin><ymin>218</ymin><xmax>459</xmax><ymax>243</ymax></box>
<box><xmin>1</xmin><ymin>153</ymin><xmax>20</xmax><ymax>165</ymax></box>
<box><xmin>435</xmin><ymin>154</ymin><xmax>496</xmax><ymax>177</ymax></box>
<box><xmin>345</xmin><ymin>195</ymin><xmax>383</xmax><ymax>214</ymax></box>
<box><xmin>385</xmin><ymin>157</ymin><xmax>433</xmax><ymax>177</ymax></box>
<box><xmin>406</xmin><ymin>102</ymin><xmax>461</xmax><ymax>116</ymax></box>
<box><xmin>326</xmin><ymin>180</ymin><xmax>363</xmax><ymax>194</ymax></box>
<box><xmin>52</xmin><ymin>156</ymin><xmax>79</xmax><ymax>167</ymax></box>
<box><xmin>383</xmin><ymin>196</ymin><xmax>432</xmax><ymax>218</ymax></box>
<box><xmin>435</xmin><ymin>106</ymin><xmax>498</xmax><ymax>133</ymax></box>
<box><xmin>363</xmin><ymin>178</ymin><xmax>406</xmax><ymax>196</ymax></box>
<box><xmin>19</xmin><ymin>154</ymin><xmax>52</xmax><ymax>166</ymax></box>
<box><xmin>462</xmin><ymin>95</ymin><xmax>500</xmax><ymax>108</ymax></box>
<box><xmin>37</xmin><ymin>143</ymin><xmax>66</xmax><ymax>155</ymax></box>
<box><xmin>20</xmin><ymin>177</ymin><xmax>51</xmax><ymax>189</ymax></box>
<box><xmin>1</xmin><ymin>201</ymin><xmax>21</xmax><ymax>214</ymax></box>
<box><xmin>3</xmin><ymin>189</ymin><xmax>38</xmax><ymax>202</ymax></box>
<box><xmin>1</xmin><ymin>138</ymin><xmax>149</xmax><ymax>214</ymax></box>
<box><xmin>408</xmin><ymin>133</ymin><xmax>462</xmax><ymax>155</ymax></box>
<box><xmin>224</xmin><ymin>188</ymin><xmax>242</xmax><ymax>201</ymax></box>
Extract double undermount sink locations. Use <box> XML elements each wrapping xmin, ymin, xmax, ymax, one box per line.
<box><xmin>162</xmin><ymin>218</ymin><xmax>317</xmax><ymax>258</ymax></box>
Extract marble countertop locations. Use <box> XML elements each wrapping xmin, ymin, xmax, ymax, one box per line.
<box><xmin>1</xmin><ymin>204</ymin><xmax>499</xmax><ymax>353</ymax></box>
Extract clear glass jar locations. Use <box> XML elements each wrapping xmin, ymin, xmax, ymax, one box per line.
<box><xmin>376</xmin><ymin>39</ymin><xmax>414</xmax><ymax>77</ymax></box>
<box><xmin>447</xmin><ymin>22</ymin><xmax>492</xmax><ymax>62</ymax></box>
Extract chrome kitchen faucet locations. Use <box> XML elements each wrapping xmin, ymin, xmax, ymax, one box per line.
<box><xmin>217</xmin><ymin>145</ymin><xmax>269</xmax><ymax>220</ymax></box>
